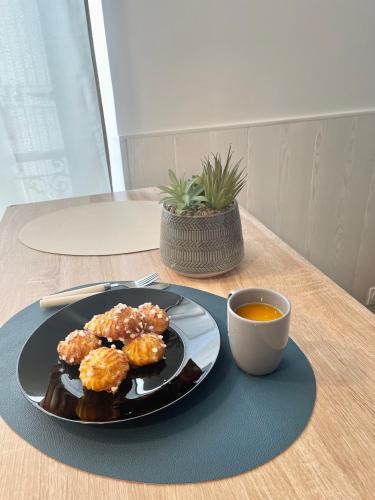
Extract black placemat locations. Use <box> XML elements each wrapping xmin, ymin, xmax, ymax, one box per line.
<box><xmin>0</xmin><ymin>285</ymin><xmax>316</xmax><ymax>483</ymax></box>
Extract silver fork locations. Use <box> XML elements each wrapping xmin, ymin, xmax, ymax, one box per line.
<box><xmin>112</xmin><ymin>272</ymin><xmax>160</xmax><ymax>289</ymax></box>
<box><xmin>40</xmin><ymin>272</ymin><xmax>161</xmax><ymax>308</ymax></box>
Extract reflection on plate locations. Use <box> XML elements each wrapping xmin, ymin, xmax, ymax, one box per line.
<box><xmin>17</xmin><ymin>288</ymin><xmax>221</xmax><ymax>424</ymax></box>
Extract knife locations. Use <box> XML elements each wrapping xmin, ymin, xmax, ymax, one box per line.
<box><xmin>39</xmin><ymin>282</ymin><xmax>170</xmax><ymax>308</ymax></box>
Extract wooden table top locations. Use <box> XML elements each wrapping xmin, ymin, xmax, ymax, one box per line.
<box><xmin>0</xmin><ymin>189</ymin><xmax>374</xmax><ymax>500</ymax></box>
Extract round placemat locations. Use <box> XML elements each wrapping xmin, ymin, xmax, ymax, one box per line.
<box><xmin>18</xmin><ymin>201</ymin><xmax>161</xmax><ymax>255</ymax></box>
<box><xmin>0</xmin><ymin>285</ymin><xmax>316</xmax><ymax>483</ymax></box>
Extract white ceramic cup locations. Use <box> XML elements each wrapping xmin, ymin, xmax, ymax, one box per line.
<box><xmin>227</xmin><ymin>288</ymin><xmax>291</xmax><ymax>375</ymax></box>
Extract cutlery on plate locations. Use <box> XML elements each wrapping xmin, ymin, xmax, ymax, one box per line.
<box><xmin>39</xmin><ymin>273</ymin><xmax>167</xmax><ymax>308</ymax></box>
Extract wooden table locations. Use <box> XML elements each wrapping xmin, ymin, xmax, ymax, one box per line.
<box><xmin>1</xmin><ymin>189</ymin><xmax>374</xmax><ymax>500</ymax></box>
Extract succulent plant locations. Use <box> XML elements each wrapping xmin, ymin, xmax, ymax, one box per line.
<box><xmin>159</xmin><ymin>170</ymin><xmax>207</xmax><ymax>215</ymax></box>
<box><xmin>199</xmin><ymin>146</ymin><xmax>246</xmax><ymax>210</ymax></box>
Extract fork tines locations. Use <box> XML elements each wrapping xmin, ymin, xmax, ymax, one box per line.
<box><xmin>135</xmin><ymin>272</ymin><xmax>159</xmax><ymax>287</ymax></box>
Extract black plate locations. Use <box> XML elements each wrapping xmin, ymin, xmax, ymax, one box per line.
<box><xmin>17</xmin><ymin>288</ymin><xmax>221</xmax><ymax>424</ymax></box>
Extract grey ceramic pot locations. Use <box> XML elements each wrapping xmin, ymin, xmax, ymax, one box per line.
<box><xmin>160</xmin><ymin>202</ymin><xmax>244</xmax><ymax>277</ymax></box>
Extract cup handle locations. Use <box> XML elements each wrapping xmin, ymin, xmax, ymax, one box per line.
<box><xmin>228</xmin><ymin>289</ymin><xmax>240</xmax><ymax>300</ymax></box>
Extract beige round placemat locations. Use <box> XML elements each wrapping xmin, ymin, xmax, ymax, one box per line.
<box><xmin>18</xmin><ymin>200</ymin><xmax>161</xmax><ymax>255</ymax></box>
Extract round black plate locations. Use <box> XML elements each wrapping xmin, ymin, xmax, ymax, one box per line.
<box><xmin>17</xmin><ymin>288</ymin><xmax>221</xmax><ymax>424</ymax></box>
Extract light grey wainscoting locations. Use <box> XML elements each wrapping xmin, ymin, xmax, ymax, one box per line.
<box><xmin>121</xmin><ymin>113</ymin><xmax>375</xmax><ymax>305</ymax></box>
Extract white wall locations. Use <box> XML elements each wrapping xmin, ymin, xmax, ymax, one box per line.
<box><xmin>102</xmin><ymin>0</ymin><xmax>375</xmax><ymax>135</ymax></box>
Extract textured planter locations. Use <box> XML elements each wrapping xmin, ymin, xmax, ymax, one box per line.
<box><xmin>160</xmin><ymin>202</ymin><xmax>244</xmax><ymax>277</ymax></box>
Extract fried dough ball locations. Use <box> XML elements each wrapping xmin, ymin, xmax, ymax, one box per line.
<box><xmin>79</xmin><ymin>346</ymin><xmax>129</xmax><ymax>393</ymax></box>
<box><xmin>138</xmin><ymin>303</ymin><xmax>169</xmax><ymax>335</ymax></box>
<box><xmin>84</xmin><ymin>303</ymin><xmax>145</xmax><ymax>343</ymax></box>
<box><xmin>124</xmin><ymin>333</ymin><xmax>166</xmax><ymax>367</ymax></box>
<box><xmin>57</xmin><ymin>330</ymin><xmax>101</xmax><ymax>365</ymax></box>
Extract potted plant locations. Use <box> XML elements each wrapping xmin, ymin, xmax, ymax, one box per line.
<box><xmin>159</xmin><ymin>147</ymin><xmax>246</xmax><ymax>277</ymax></box>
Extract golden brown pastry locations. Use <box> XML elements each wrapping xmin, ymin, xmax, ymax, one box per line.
<box><xmin>124</xmin><ymin>333</ymin><xmax>166</xmax><ymax>367</ymax></box>
<box><xmin>79</xmin><ymin>346</ymin><xmax>129</xmax><ymax>393</ymax></box>
<box><xmin>57</xmin><ymin>330</ymin><xmax>101</xmax><ymax>365</ymax></box>
<box><xmin>138</xmin><ymin>303</ymin><xmax>169</xmax><ymax>335</ymax></box>
<box><xmin>84</xmin><ymin>303</ymin><xmax>145</xmax><ymax>343</ymax></box>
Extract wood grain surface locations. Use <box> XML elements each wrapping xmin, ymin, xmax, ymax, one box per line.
<box><xmin>0</xmin><ymin>188</ymin><xmax>375</xmax><ymax>500</ymax></box>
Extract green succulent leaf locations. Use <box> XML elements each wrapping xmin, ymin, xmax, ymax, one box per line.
<box><xmin>159</xmin><ymin>146</ymin><xmax>245</xmax><ymax>213</ymax></box>
<box><xmin>200</xmin><ymin>146</ymin><xmax>246</xmax><ymax>210</ymax></box>
<box><xmin>159</xmin><ymin>169</ymin><xmax>207</xmax><ymax>214</ymax></box>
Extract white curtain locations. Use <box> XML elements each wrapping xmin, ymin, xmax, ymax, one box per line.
<box><xmin>0</xmin><ymin>0</ymin><xmax>110</xmax><ymax>217</ymax></box>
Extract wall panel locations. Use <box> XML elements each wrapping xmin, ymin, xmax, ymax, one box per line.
<box><xmin>122</xmin><ymin>112</ymin><xmax>375</xmax><ymax>304</ymax></box>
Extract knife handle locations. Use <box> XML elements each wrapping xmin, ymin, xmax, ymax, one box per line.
<box><xmin>43</xmin><ymin>283</ymin><xmax>109</xmax><ymax>299</ymax></box>
<box><xmin>40</xmin><ymin>291</ymin><xmax>102</xmax><ymax>308</ymax></box>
